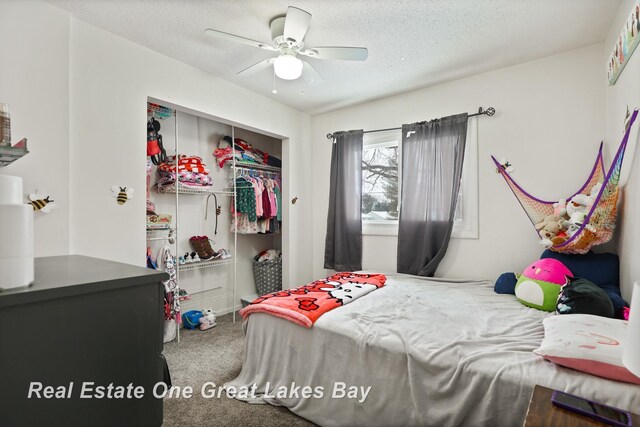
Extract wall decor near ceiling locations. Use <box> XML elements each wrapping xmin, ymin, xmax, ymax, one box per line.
<box><xmin>608</xmin><ymin>0</ymin><xmax>640</xmax><ymax>85</ymax></box>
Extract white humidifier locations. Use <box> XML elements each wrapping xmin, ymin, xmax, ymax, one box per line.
<box><xmin>0</xmin><ymin>175</ymin><xmax>34</xmax><ymax>290</ymax></box>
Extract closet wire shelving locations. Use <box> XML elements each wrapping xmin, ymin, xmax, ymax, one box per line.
<box><xmin>146</xmin><ymin>227</ymin><xmax>175</xmax><ymax>244</ymax></box>
<box><xmin>148</xmin><ymin>103</ymin><xmax>242</xmax><ymax>343</ymax></box>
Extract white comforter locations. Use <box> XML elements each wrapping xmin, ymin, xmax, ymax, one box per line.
<box><xmin>226</xmin><ymin>273</ymin><xmax>640</xmax><ymax>426</ymax></box>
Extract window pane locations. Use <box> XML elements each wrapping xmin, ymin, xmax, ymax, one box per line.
<box><xmin>362</xmin><ymin>144</ymin><xmax>398</xmax><ymax>221</ymax></box>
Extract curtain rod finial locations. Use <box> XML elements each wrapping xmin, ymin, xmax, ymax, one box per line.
<box><xmin>326</xmin><ymin>133</ymin><xmax>334</xmax><ymax>140</ymax></box>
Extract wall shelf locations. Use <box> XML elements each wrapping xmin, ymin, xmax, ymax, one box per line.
<box><xmin>0</xmin><ymin>139</ymin><xmax>29</xmax><ymax>167</ymax></box>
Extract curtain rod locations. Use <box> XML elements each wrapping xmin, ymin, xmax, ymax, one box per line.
<box><xmin>326</xmin><ymin>106</ymin><xmax>495</xmax><ymax>140</ymax></box>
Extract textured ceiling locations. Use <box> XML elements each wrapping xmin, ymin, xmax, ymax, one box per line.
<box><xmin>48</xmin><ymin>0</ymin><xmax>620</xmax><ymax>115</ymax></box>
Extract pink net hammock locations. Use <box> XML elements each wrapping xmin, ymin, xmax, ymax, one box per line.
<box><xmin>492</xmin><ymin>109</ymin><xmax>638</xmax><ymax>254</ymax></box>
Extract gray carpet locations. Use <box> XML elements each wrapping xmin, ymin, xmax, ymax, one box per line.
<box><xmin>162</xmin><ymin>313</ymin><xmax>316</xmax><ymax>427</ymax></box>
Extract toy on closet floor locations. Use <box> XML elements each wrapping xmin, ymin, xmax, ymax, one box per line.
<box><xmin>111</xmin><ymin>185</ymin><xmax>134</xmax><ymax>205</ymax></box>
<box><xmin>199</xmin><ymin>309</ymin><xmax>217</xmax><ymax>331</ymax></box>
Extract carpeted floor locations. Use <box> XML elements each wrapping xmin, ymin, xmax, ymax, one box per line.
<box><xmin>162</xmin><ymin>313</ymin><xmax>316</xmax><ymax>427</ymax></box>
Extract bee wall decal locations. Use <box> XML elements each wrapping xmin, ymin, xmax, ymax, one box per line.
<box><xmin>111</xmin><ymin>186</ymin><xmax>134</xmax><ymax>205</ymax></box>
<box><xmin>28</xmin><ymin>191</ymin><xmax>57</xmax><ymax>213</ymax></box>
<box><xmin>495</xmin><ymin>158</ymin><xmax>515</xmax><ymax>174</ymax></box>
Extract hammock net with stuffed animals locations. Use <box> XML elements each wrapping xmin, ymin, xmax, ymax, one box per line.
<box><xmin>492</xmin><ymin>109</ymin><xmax>638</xmax><ymax>254</ymax></box>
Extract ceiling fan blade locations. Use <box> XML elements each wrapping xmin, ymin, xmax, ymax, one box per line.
<box><xmin>204</xmin><ymin>29</ymin><xmax>276</xmax><ymax>51</ymax></box>
<box><xmin>237</xmin><ymin>58</ymin><xmax>275</xmax><ymax>76</ymax></box>
<box><xmin>300</xmin><ymin>46</ymin><xmax>368</xmax><ymax>61</ymax></box>
<box><xmin>283</xmin><ymin>6</ymin><xmax>312</xmax><ymax>42</ymax></box>
<box><xmin>301</xmin><ymin>61</ymin><xmax>324</xmax><ymax>86</ymax></box>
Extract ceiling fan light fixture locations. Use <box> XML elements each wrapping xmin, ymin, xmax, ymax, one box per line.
<box><xmin>274</xmin><ymin>54</ymin><xmax>303</xmax><ymax>80</ymax></box>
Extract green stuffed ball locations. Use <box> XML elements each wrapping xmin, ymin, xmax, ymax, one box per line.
<box><xmin>514</xmin><ymin>275</ymin><xmax>562</xmax><ymax>312</ymax></box>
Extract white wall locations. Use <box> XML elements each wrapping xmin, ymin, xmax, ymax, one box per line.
<box><xmin>606</xmin><ymin>0</ymin><xmax>640</xmax><ymax>300</ymax></box>
<box><xmin>311</xmin><ymin>45</ymin><xmax>606</xmax><ymax>281</ymax></box>
<box><xmin>0</xmin><ymin>0</ymin><xmax>70</xmax><ymax>256</ymax></box>
<box><xmin>68</xmin><ymin>17</ymin><xmax>312</xmax><ymax>293</ymax></box>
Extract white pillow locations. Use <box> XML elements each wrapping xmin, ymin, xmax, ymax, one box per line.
<box><xmin>534</xmin><ymin>314</ymin><xmax>640</xmax><ymax>384</ymax></box>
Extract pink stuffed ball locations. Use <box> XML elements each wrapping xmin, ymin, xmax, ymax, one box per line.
<box><xmin>521</xmin><ymin>258</ymin><xmax>572</xmax><ymax>285</ymax></box>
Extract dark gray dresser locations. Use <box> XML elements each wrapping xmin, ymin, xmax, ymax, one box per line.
<box><xmin>0</xmin><ymin>255</ymin><xmax>169</xmax><ymax>427</ymax></box>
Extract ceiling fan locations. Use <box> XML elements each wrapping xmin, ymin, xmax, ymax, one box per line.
<box><xmin>204</xmin><ymin>6</ymin><xmax>368</xmax><ymax>86</ymax></box>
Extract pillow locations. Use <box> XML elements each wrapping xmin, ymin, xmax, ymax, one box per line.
<box><xmin>494</xmin><ymin>272</ymin><xmax>517</xmax><ymax>294</ymax></box>
<box><xmin>556</xmin><ymin>277</ymin><xmax>614</xmax><ymax>318</ymax></box>
<box><xmin>534</xmin><ymin>314</ymin><xmax>640</xmax><ymax>384</ymax></box>
<box><xmin>540</xmin><ymin>250</ymin><xmax>627</xmax><ymax>318</ymax></box>
<box><xmin>515</xmin><ymin>259</ymin><xmax>572</xmax><ymax>312</ymax></box>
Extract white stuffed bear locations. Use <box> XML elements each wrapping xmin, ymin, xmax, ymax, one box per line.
<box><xmin>567</xmin><ymin>193</ymin><xmax>593</xmax><ymax>217</ymax></box>
<box><xmin>563</xmin><ymin>193</ymin><xmax>595</xmax><ymax>237</ymax></box>
<box><xmin>199</xmin><ymin>308</ymin><xmax>217</xmax><ymax>331</ymax></box>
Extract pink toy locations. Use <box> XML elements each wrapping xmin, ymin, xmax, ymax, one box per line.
<box><xmin>521</xmin><ymin>258</ymin><xmax>573</xmax><ymax>285</ymax></box>
<box><xmin>623</xmin><ymin>307</ymin><xmax>630</xmax><ymax>320</ymax></box>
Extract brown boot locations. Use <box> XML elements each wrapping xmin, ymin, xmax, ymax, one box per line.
<box><xmin>189</xmin><ymin>236</ymin><xmax>213</xmax><ymax>260</ymax></box>
<box><xmin>200</xmin><ymin>236</ymin><xmax>221</xmax><ymax>259</ymax></box>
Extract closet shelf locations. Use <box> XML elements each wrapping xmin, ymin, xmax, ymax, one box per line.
<box><xmin>156</xmin><ymin>184</ymin><xmax>234</xmax><ymax>196</ymax></box>
<box><xmin>180</xmin><ymin>286</ymin><xmax>234</xmax><ymax>313</ymax></box>
<box><xmin>146</xmin><ymin>228</ymin><xmax>175</xmax><ymax>242</ymax></box>
<box><xmin>178</xmin><ymin>257</ymin><xmax>234</xmax><ymax>272</ymax></box>
<box><xmin>230</xmin><ymin>161</ymin><xmax>281</xmax><ymax>173</ymax></box>
<box><xmin>146</xmin><ymin>227</ymin><xmax>175</xmax><ymax>232</ymax></box>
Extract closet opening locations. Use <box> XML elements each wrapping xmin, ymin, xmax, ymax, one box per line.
<box><xmin>145</xmin><ymin>97</ymin><xmax>285</xmax><ymax>343</ymax></box>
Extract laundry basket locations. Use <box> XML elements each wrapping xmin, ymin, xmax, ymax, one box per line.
<box><xmin>252</xmin><ymin>256</ymin><xmax>282</xmax><ymax>295</ymax></box>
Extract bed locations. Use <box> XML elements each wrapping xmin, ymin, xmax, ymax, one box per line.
<box><xmin>225</xmin><ymin>273</ymin><xmax>640</xmax><ymax>426</ymax></box>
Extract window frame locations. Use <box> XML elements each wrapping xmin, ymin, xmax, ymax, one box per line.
<box><xmin>361</xmin><ymin>121</ymin><xmax>478</xmax><ymax>239</ymax></box>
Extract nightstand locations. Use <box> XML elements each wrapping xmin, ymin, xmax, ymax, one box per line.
<box><xmin>524</xmin><ymin>385</ymin><xmax>640</xmax><ymax>426</ymax></box>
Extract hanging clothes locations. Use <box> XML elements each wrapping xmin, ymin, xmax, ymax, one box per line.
<box><xmin>231</xmin><ymin>173</ymin><xmax>282</xmax><ymax>234</ymax></box>
<box><xmin>157</xmin><ymin>245</ymin><xmax>179</xmax><ymax>321</ymax></box>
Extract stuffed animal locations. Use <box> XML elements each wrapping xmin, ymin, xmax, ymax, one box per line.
<box><xmin>515</xmin><ymin>259</ymin><xmax>573</xmax><ymax>311</ymax></box>
<box><xmin>563</xmin><ymin>193</ymin><xmax>595</xmax><ymax>237</ymax></box>
<box><xmin>535</xmin><ymin>214</ymin><xmax>565</xmax><ymax>247</ymax></box>
<box><xmin>199</xmin><ymin>308</ymin><xmax>217</xmax><ymax>331</ymax></box>
<box><xmin>552</xmin><ymin>199</ymin><xmax>568</xmax><ymax>218</ymax></box>
<box><xmin>563</xmin><ymin>211</ymin><xmax>586</xmax><ymax>235</ymax></box>
<box><xmin>567</xmin><ymin>194</ymin><xmax>593</xmax><ymax>216</ymax></box>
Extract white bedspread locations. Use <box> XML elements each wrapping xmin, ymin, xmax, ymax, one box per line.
<box><xmin>226</xmin><ymin>273</ymin><xmax>640</xmax><ymax>426</ymax></box>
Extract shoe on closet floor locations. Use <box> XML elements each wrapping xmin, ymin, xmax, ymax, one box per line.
<box><xmin>199</xmin><ymin>309</ymin><xmax>217</xmax><ymax>331</ymax></box>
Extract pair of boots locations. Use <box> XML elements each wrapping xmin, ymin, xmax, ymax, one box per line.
<box><xmin>189</xmin><ymin>236</ymin><xmax>219</xmax><ymax>261</ymax></box>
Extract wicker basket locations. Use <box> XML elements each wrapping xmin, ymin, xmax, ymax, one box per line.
<box><xmin>252</xmin><ymin>258</ymin><xmax>282</xmax><ymax>295</ymax></box>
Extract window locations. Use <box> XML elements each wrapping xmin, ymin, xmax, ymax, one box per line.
<box><xmin>362</xmin><ymin>140</ymin><xmax>399</xmax><ymax>223</ymax></box>
<box><xmin>361</xmin><ymin>123</ymin><xmax>478</xmax><ymax>239</ymax></box>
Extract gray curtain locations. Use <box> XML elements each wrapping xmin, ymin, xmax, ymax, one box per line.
<box><xmin>324</xmin><ymin>130</ymin><xmax>363</xmax><ymax>271</ymax></box>
<box><xmin>397</xmin><ymin>114</ymin><xmax>468</xmax><ymax>276</ymax></box>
